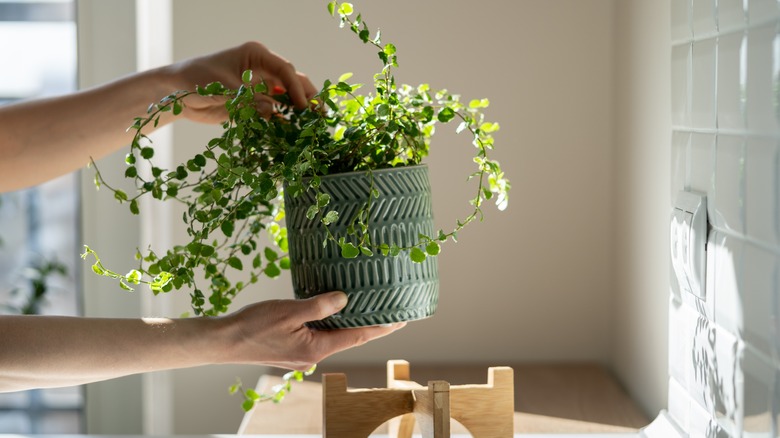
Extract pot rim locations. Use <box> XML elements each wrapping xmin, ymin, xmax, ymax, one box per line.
<box><xmin>314</xmin><ymin>163</ymin><xmax>428</xmax><ymax>180</ymax></box>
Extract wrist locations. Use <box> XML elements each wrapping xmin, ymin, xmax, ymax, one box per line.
<box><xmin>177</xmin><ymin>315</ymin><xmax>239</xmax><ymax>366</ymax></box>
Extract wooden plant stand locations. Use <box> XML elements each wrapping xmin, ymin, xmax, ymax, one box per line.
<box><xmin>322</xmin><ymin>360</ymin><xmax>514</xmax><ymax>438</ymax></box>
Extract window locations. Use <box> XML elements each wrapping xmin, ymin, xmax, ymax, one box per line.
<box><xmin>0</xmin><ymin>0</ymin><xmax>83</xmax><ymax>433</ymax></box>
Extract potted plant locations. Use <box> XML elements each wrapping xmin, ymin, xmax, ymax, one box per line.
<box><xmin>84</xmin><ymin>1</ymin><xmax>509</xmax><ymax>329</ymax></box>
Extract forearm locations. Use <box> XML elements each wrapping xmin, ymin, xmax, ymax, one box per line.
<box><xmin>0</xmin><ymin>292</ymin><xmax>403</xmax><ymax>392</ymax></box>
<box><xmin>0</xmin><ymin>314</ymin><xmax>235</xmax><ymax>391</ymax></box>
<box><xmin>0</xmin><ymin>66</ymin><xmax>180</xmax><ymax>192</ymax></box>
<box><xmin>0</xmin><ymin>41</ymin><xmax>318</xmax><ymax>193</ymax></box>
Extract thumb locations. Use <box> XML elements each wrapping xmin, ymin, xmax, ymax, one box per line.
<box><xmin>292</xmin><ymin>291</ymin><xmax>348</xmax><ymax>324</ymax></box>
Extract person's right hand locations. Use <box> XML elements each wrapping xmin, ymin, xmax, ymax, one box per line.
<box><xmin>221</xmin><ymin>292</ymin><xmax>406</xmax><ymax>371</ymax></box>
<box><xmin>166</xmin><ymin>41</ymin><xmax>318</xmax><ymax>124</ymax></box>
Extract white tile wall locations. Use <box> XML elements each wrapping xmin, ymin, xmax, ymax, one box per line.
<box><xmin>746</xmin><ymin>24</ymin><xmax>778</xmax><ymax>134</ymax></box>
<box><xmin>713</xmin><ymin>135</ymin><xmax>746</xmax><ymax>233</ymax></box>
<box><xmin>718</xmin><ymin>0</ymin><xmax>747</xmax><ymax>33</ymax></box>
<box><xmin>690</xmin><ymin>133</ymin><xmax>716</xmax><ymax>193</ymax></box>
<box><xmin>673</xmin><ymin>43</ymin><xmax>693</xmax><ymax>126</ymax></box>
<box><xmin>693</xmin><ymin>0</ymin><xmax>718</xmax><ymax>38</ymax></box>
<box><xmin>692</xmin><ymin>38</ymin><xmax>718</xmax><ymax>129</ymax></box>
<box><xmin>715</xmin><ymin>31</ymin><xmax>746</xmax><ymax>131</ymax></box>
<box><xmin>670</xmin><ymin>1</ymin><xmax>780</xmax><ymax>437</ymax></box>
<box><xmin>745</xmin><ymin>137</ymin><xmax>779</xmax><ymax>246</ymax></box>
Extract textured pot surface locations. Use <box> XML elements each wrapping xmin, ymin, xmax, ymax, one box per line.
<box><xmin>284</xmin><ymin>165</ymin><xmax>439</xmax><ymax>329</ymax></box>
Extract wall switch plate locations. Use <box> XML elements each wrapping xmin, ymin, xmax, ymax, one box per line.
<box><xmin>671</xmin><ymin>191</ymin><xmax>708</xmax><ymax>299</ymax></box>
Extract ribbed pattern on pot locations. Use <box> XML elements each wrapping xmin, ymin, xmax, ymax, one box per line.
<box><xmin>285</xmin><ymin>165</ymin><xmax>439</xmax><ymax>329</ymax></box>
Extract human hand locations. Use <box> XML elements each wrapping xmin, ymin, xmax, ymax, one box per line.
<box><xmin>222</xmin><ymin>292</ymin><xmax>405</xmax><ymax>371</ymax></box>
<box><xmin>166</xmin><ymin>41</ymin><xmax>318</xmax><ymax>124</ymax></box>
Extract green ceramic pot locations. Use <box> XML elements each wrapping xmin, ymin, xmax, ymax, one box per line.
<box><xmin>284</xmin><ymin>164</ymin><xmax>439</xmax><ymax>329</ymax></box>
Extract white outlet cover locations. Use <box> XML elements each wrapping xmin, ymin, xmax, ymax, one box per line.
<box><xmin>671</xmin><ymin>191</ymin><xmax>708</xmax><ymax>299</ymax></box>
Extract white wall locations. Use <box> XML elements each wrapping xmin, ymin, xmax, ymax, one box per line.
<box><xmin>166</xmin><ymin>0</ymin><xmax>617</xmax><ymax>433</ymax></box>
<box><xmin>611</xmin><ymin>0</ymin><xmax>672</xmax><ymax>419</ymax></box>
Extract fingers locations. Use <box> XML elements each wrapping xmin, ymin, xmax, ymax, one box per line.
<box><xmin>312</xmin><ymin>322</ymin><xmax>407</xmax><ymax>357</ymax></box>
<box><xmin>225</xmin><ymin>296</ymin><xmax>406</xmax><ymax>369</ymax></box>
<box><xmin>243</xmin><ymin>42</ymin><xmax>317</xmax><ymax>109</ymax></box>
<box><xmin>289</xmin><ymin>291</ymin><xmax>349</xmax><ymax>324</ymax></box>
<box><xmin>295</xmin><ymin>72</ymin><xmax>318</xmax><ymax>107</ymax></box>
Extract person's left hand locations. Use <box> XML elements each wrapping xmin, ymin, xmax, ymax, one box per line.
<box><xmin>221</xmin><ymin>291</ymin><xmax>406</xmax><ymax>371</ymax></box>
<box><xmin>166</xmin><ymin>41</ymin><xmax>318</xmax><ymax>124</ymax></box>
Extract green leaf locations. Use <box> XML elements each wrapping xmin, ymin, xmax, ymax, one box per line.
<box><xmin>306</xmin><ymin>205</ymin><xmax>319</xmax><ymax>220</ymax></box>
<box><xmin>327</xmin><ymin>0</ymin><xmax>336</xmax><ymax>16</ymax></box>
<box><xmin>420</xmin><ymin>106</ymin><xmax>434</xmax><ymax>122</ymax></box>
<box><xmin>204</xmin><ymin>81</ymin><xmax>225</xmax><ymax>95</ymax></box>
<box><xmin>425</xmin><ymin>241</ymin><xmax>441</xmax><ymax>256</ymax></box>
<box><xmin>150</xmin><ymin>271</ymin><xmax>174</xmax><ymax>293</ymax></box>
<box><xmin>341</xmin><ymin>242</ymin><xmax>360</xmax><ymax>259</ymax></box>
<box><xmin>338</xmin><ymin>2</ymin><xmax>353</xmax><ymax>16</ymax></box>
<box><xmin>376</xmin><ymin>104</ymin><xmax>390</xmax><ymax>117</ymax></box>
<box><xmin>242</xmin><ymin>400</ymin><xmax>255</xmax><ymax>412</ymax></box>
<box><xmin>242</xmin><ymin>70</ymin><xmax>253</xmax><ymax>84</ymax></box>
<box><xmin>125</xmin><ymin>269</ymin><xmax>142</xmax><ymax>284</ymax></box>
<box><xmin>468</xmin><ymin>99</ymin><xmax>483</xmax><ymax>109</ymax></box>
<box><xmin>264</xmin><ymin>262</ymin><xmax>281</xmax><ymax>278</ymax></box>
<box><xmin>129</xmin><ymin>200</ymin><xmax>140</xmax><ymax>215</ymax></box>
<box><xmin>252</xmin><ymin>254</ymin><xmax>262</xmax><ymax>269</ymax></box>
<box><xmin>317</xmin><ymin>193</ymin><xmax>331</xmax><ymax>208</ymax></box>
<box><xmin>141</xmin><ymin>147</ymin><xmax>154</xmax><ymax>159</ymax></box>
<box><xmin>227</xmin><ymin>257</ymin><xmax>243</xmax><ymax>271</ymax></box>
<box><xmin>193</xmin><ymin>154</ymin><xmax>207</xmax><ymax>167</ymax></box>
<box><xmin>341</xmin><ymin>242</ymin><xmax>359</xmax><ymax>258</ymax></box>
<box><xmin>91</xmin><ymin>263</ymin><xmax>105</xmax><ymax>276</ymax></box>
<box><xmin>221</xmin><ymin>220</ymin><xmax>234</xmax><ymax>237</ymax></box>
<box><xmin>360</xmin><ymin>247</ymin><xmax>373</xmax><ymax>257</ymax></box>
<box><xmin>279</xmin><ymin>257</ymin><xmax>291</xmax><ymax>270</ymax></box>
<box><xmin>480</xmin><ymin>122</ymin><xmax>500</xmax><ymax>133</ymax></box>
<box><xmin>321</xmin><ymin>210</ymin><xmax>339</xmax><ymax>225</ymax></box>
<box><xmin>410</xmin><ymin>247</ymin><xmax>427</xmax><ymax>263</ymax></box>
<box><xmin>437</xmin><ymin>107</ymin><xmax>455</xmax><ymax>123</ymax></box>
<box><xmin>336</xmin><ymin>82</ymin><xmax>352</xmax><ymax>93</ymax></box>
<box><xmin>114</xmin><ymin>190</ymin><xmax>128</xmax><ymax>202</ymax></box>
<box><xmin>200</xmin><ymin>244</ymin><xmax>215</xmax><ymax>257</ymax></box>
<box><xmin>338</xmin><ymin>72</ymin><xmax>353</xmax><ymax>82</ymax></box>
<box><xmin>264</xmin><ymin>247</ymin><xmax>278</xmax><ymax>262</ymax></box>
<box><xmin>383</xmin><ymin>43</ymin><xmax>396</xmax><ymax>55</ymax></box>
<box><xmin>333</xmin><ymin>125</ymin><xmax>346</xmax><ymax>141</ymax></box>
